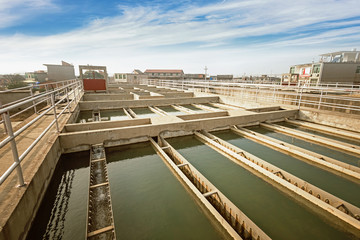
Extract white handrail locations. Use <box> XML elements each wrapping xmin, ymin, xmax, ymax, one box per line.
<box><xmin>0</xmin><ymin>79</ymin><xmax>83</xmax><ymax>186</ymax></box>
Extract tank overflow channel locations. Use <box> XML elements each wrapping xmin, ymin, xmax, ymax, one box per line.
<box><xmin>86</xmin><ymin>144</ymin><xmax>116</xmax><ymax>239</ymax></box>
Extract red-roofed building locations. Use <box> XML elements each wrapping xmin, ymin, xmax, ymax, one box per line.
<box><xmin>144</xmin><ymin>69</ymin><xmax>184</xmax><ymax>79</ymax></box>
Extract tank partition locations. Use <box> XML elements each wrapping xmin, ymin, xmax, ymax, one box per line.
<box><xmin>246</xmin><ymin>106</ymin><xmax>283</xmax><ymax>113</ymax></box>
<box><xmin>177</xmin><ymin>111</ymin><xmax>229</xmax><ymax>121</ymax></box>
<box><xmin>82</xmin><ymin>94</ymin><xmax>133</xmax><ymax>101</ymax></box>
<box><xmin>63</xmin><ymin>118</ymin><xmax>152</xmax><ymax>133</ymax></box>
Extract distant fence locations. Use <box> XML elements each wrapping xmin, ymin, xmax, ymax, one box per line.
<box><xmin>142</xmin><ymin>79</ymin><xmax>360</xmax><ymax>115</ymax></box>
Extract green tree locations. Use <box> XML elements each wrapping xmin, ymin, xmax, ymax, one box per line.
<box><xmin>5</xmin><ymin>74</ymin><xmax>27</xmax><ymax>89</ymax></box>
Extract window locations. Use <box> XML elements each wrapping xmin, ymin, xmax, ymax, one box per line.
<box><xmin>356</xmin><ymin>66</ymin><xmax>360</xmax><ymax>73</ymax></box>
<box><xmin>290</xmin><ymin>67</ymin><xmax>295</xmax><ymax>74</ymax></box>
<box><xmin>313</xmin><ymin>64</ymin><xmax>321</xmax><ymax>74</ymax></box>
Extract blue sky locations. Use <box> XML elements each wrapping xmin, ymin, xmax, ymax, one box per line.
<box><xmin>0</xmin><ymin>0</ymin><xmax>359</xmax><ymax>75</ymax></box>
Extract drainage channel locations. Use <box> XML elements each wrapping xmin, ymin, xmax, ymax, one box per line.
<box><xmin>195</xmin><ymin>130</ymin><xmax>360</xmax><ymax>236</ymax></box>
<box><xmin>86</xmin><ymin>144</ymin><xmax>116</xmax><ymax>239</ymax></box>
<box><xmin>251</xmin><ymin>125</ymin><xmax>360</xmax><ymax>169</ymax></box>
<box><xmin>166</xmin><ymin>135</ymin><xmax>356</xmax><ymax>240</ymax></box>
<box><xmin>212</xmin><ymin>130</ymin><xmax>360</xmax><ymax>209</ymax></box>
<box><xmin>105</xmin><ymin>142</ymin><xmax>230</xmax><ymax>240</ymax></box>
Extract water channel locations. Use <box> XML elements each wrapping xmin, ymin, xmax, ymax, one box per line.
<box><xmin>249</xmin><ymin>126</ymin><xmax>360</xmax><ymax>168</ymax></box>
<box><xmin>105</xmin><ymin>142</ymin><xmax>228</xmax><ymax>239</ymax></box>
<box><xmin>167</xmin><ymin>135</ymin><xmax>355</xmax><ymax>240</ymax></box>
<box><xmin>213</xmin><ymin>130</ymin><xmax>360</xmax><ymax>208</ymax></box>
<box><xmin>132</xmin><ymin>107</ymin><xmax>159</xmax><ymax>118</ymax></box>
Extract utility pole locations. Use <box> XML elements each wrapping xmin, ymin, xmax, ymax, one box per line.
<box><xmin>204</xmin><ymin>66</ymin><xmax>208</xmax><ymax>81</ymax></box>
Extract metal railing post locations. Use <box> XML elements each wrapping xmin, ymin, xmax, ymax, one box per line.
<box><xmin>2</xmin><ymin>111</ymin><xmax>25</xmax><ymax>186</ymax></box>
<box><xmin>66</xmin><ymin>87</ymin><xmax>71</xmax><ymax>113</ymax></box>
<box><xmin>45</xmin><ymin>85</ymin><xmax>50</xmax><ymax>106</ymax></box>
<box><xmin>51</xmin><ymin>93</ymin><xmax>60</xmax><ymax>132</ymax></box>
<box><xmin>298</xmin><ymin>87</ymin><xmax>303</xmax><ymax>109</ymax></box>
<box><xmin>318</xmin><ymin>89</ymin><xmax>323</xmax><ymax>109</ymax></box>
<box><xmin>30</xmin><ymin>88</ymin><xmax>37</xmax><ymax>114</ymax></box>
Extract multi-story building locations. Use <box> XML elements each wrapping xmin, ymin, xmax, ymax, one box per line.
<box><xmin>283</xmin><ymin>50</ymin><xmax>360</xmax><ymax>85</ymax></box>
<box><xmin>44</xmin><ymin>61</ymin><xmax>76</xmax><ymax>81</ymax></box>
<box><xmin>144</xmin><ymin>69</ymin><xmax>184</xmax><ymax>80</ymax></box>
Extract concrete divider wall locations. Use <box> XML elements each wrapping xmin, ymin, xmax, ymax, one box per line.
<box><xmin>60</xmin><ymin>109</ymin><xmax>298</xmax><ymax>152</ymax></box>
<box><xmin>178</xmin><ymin>111</ymin><xmax>228</xmax><ymax>121</ymax></box>
<box><xmin>83</xmin><ymin>94</ymin><xmax>134</xmax><ymax>101</ymax></box>
<box><xmin>0</xmin><ymin>139</ymin><xmax>62</xmax><ymax>240</ymax></box>
<box><xmin>298</xmin><ymin>108</ymin><xmax>360</xmax><ymax>133</ymax></box>
<box><xmin>65</xmin><ymin>118</ymin><xmax>152</xmax><ymax>132</ymax></box>
<box><xmin>79</xmin><ymin>97</ymin><xmax>219</xmax><ymax>111</ymax></box>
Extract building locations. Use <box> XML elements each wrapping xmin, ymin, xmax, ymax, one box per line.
<box><xmin>184</xmin><ymin>73</ymin><xmax>206</xmax><ymax>80</ymax></box>
<box><xmin>25</xmin><ymin>70</ymin><xmax>48</xmax><ymax>83</ymax></box>
<box><xmin>217</xmin><ymin>75</ymin><xmax>233</xmax><ymax>81</ymax></box>
<box><xmin>44</xmin><ymin>61</ymin><xmax>76</xmax><ymax>81</ymax></box>
<box><xmin>144</xmin><ymin>69</ymin><xmax>184</xmax><ymax>80</ymax></box>
<box><xmin>113</xmin><ymin>70</ymin><xmax>148</xmax><ymax>84</ymax></box>
<box><xmin>282</xmin><ymin>50</ymin><xmax>360</xmax><ymax>85</ymax></box>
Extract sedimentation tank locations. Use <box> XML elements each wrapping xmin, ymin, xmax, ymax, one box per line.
<box><xmin>0</xmin><ymin>81</ymin><xmax>359</xmax><ymax>240</ymax></box>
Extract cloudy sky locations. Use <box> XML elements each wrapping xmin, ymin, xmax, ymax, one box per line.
<box><xmin>0</xmin><ymin>0</ymin><xmax>359</xmax><ymax>76</ymax></box>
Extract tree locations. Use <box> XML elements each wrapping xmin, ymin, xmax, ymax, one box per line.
<box><xmin>5</xmin><ymin>74</ymin><xmax>27</xmax><ymax>89</ymax></box>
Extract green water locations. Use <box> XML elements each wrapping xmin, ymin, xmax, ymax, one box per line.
<box><xmin>213</xmin><ymin>130</ymin><xmax>360</xmax><ymax>208</ymax></box>
<box><xmin>26</xmin><ymin>151</ymin><xmax>90</xmax><ymax>240</ymax></box>
<box><xmin>181</xmin><ymin>104</ymin><xmax>208</xmax><ymax>112</ymax></box>
<box><xmin>167</xmin><ymin>135</ymin><xmax>355</xmax><ymax>240</ymax></box>
<box><xmin>250</xmin><ymin>126</ymin><xmax>360</xmax><ymax>168</ymax></box>
<box><xmin>277</xmin><ymin>122</ymin><xmax>360</xmax><ymax>146</ymax></box>
<box><xmin>76</xmin><ymin>110</ymin><xmax>92</xmax><ymax>123</ymax></box>
<box><xmin>101</xmin><ymin>109</ymin><xmax>130</xmax><ymax>121</ymax></box>
<box><xmin>106</xmin><ymin>142</ymin><xmax>228</xmax><ymax>240</ymax></box>
<box><xmin>131</xmin><ymin>107</ymin><xmax>160</xmax><ymax>118</ymax></box>
<box><xmin>158</xmin><ymin>105</ymin><xmax>187</xmax><ymax>115</ymax></box>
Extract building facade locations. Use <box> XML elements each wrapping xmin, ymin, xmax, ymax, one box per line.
<box><xmin>283</xmin><ymin>50</ymin><xmax>360</xmax><ymax>85</ymax></box>
<box><xmin>44</xmin><ymin>61</ymin><xmax>75</xmax><ymax>81</ymax></box>
<box><xmin>144</xmin><ymin>69</ymin><xmax>184</xmax><ymax>80</ymax></box>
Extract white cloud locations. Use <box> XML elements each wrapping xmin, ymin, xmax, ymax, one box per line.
<box><xmin>0</xmin><ymin>0</ymin><xmax>359</xmax><ymax>75</ymax></box>
<box><xmin>0</xmin><ymin>0</ymin><xmax>59</xmax><ymax>28</ymax></box>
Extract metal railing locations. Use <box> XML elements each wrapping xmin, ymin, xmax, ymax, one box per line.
<box><xmin>142</xmin><ymin>79</ymin><xmax>360</xmax><ymax>114</ymax></box>
<box><xmin>0</xmin><ymin>79</ymin><xmax>83</xmax><ymax>187</ymax></box>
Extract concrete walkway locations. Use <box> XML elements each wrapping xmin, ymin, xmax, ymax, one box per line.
<box><xmin>0</xmin><ymin>105</ymin><xmax>73</xmax><ymax>235</ymax></box>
